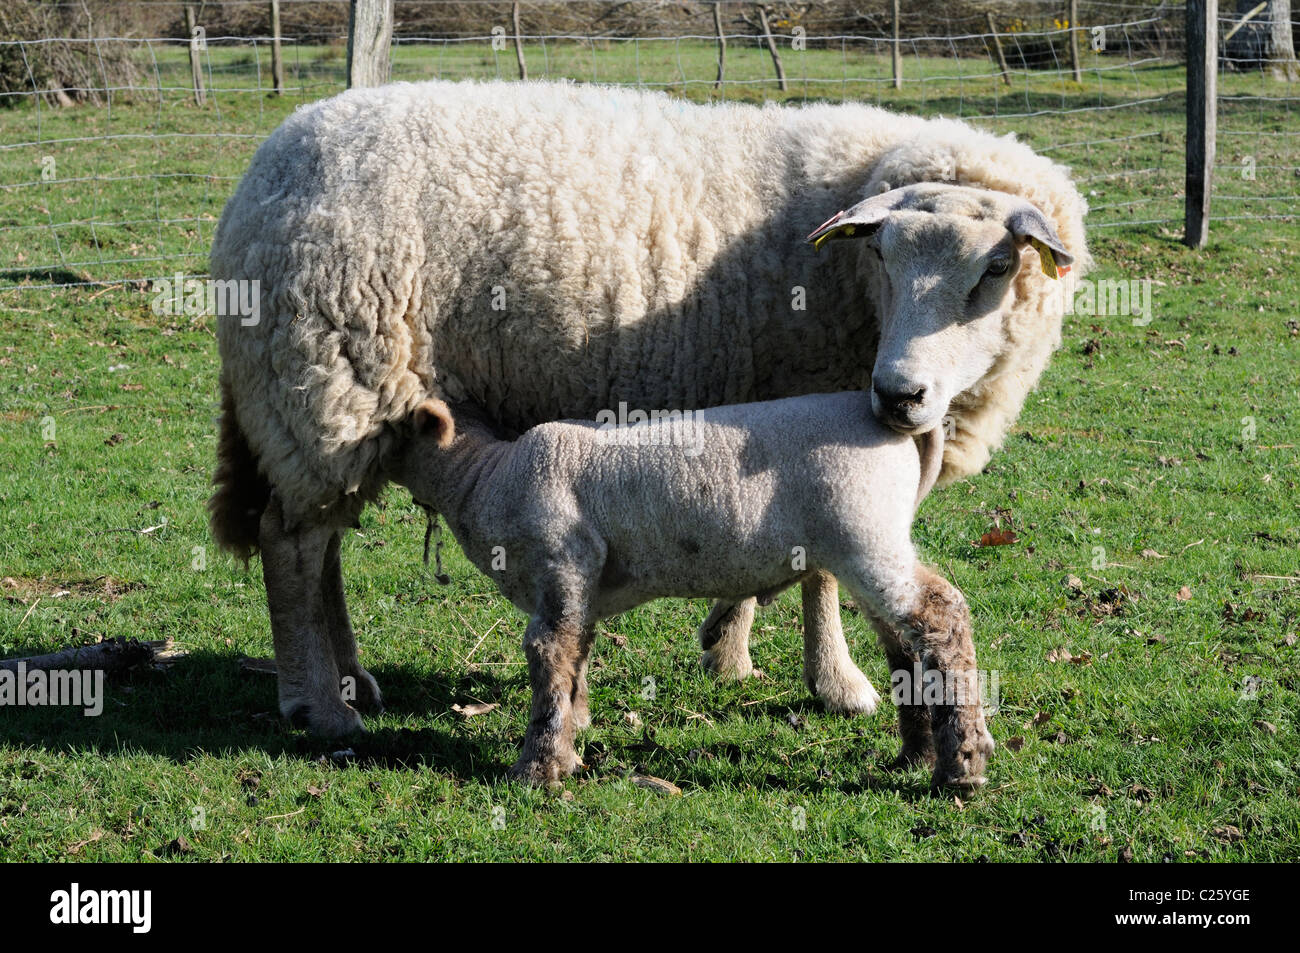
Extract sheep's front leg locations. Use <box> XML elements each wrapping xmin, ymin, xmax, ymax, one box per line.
<box><xmin>510</xmin><ymin>613</ymin><xmax>587</xmax><ymax>784</ymax></box>
<box><xmin>903</xmin><ymin>567</ymin><xmax>995</xmax><ymax>789</ymax></box>
<box><xmin>801</xmin><ymin>570</ymin><xmax>881</xmax><ymax>716</ymax></box>
<box><xmin>321</xmin><ymin>531</ymin><xmax>384</xmax><ymax>714</ymax></box>
<box><xmin>259</xmin><ymin>494</ymin><xmax>364</xmax><ymax>738</ymax></box>
<box><xmin>698</xmin><ymin>597</ymin><xmax>756</xmax><ymax>680</ymax></box>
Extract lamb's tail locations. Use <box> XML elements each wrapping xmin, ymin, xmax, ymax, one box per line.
<box><xmin>913</xmin><ymin>425</ymin><xmax>945</xmax><ymax>512</ymax></box>
<box><xmin>208</xmin><ymin>380</ymin><xmax>271</xmax><ymax>560</ymax></box>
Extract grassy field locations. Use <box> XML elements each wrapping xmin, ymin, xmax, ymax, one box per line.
<box><xmin>0</xmin><ymin>41</ymin><xmax>1297</xmax><ymax>861</ymax></box>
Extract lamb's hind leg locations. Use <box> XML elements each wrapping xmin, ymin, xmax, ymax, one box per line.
<box><xmin>321</xmin><ymin>531</ymin><xmax>384</xmax><ymax>714</ymax></box>
<box><xmin>801</xmin><ymin>570</ymin><xmax>881</xmax><ymax>716</ymax></box>
<box><xmin>570</xmin><ymin>625</ymin><xmax>596</xmax><ymax>731</ymax></box>
<box><xmin>259</xmin><ymin>493</ymin><xmax>363</xmax><ymax>738</ymax></box>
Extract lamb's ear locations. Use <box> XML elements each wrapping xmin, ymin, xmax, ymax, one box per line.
<box><xmin>413</xmin><ymin>399</ymin><xmax>455</xmax><ymax>449</ymax></box>
<box><xmin>806</xmin><ymin>187</ymin><xmax>911</xmax><ymax>249</ymax></box>
<box><xmin>1006</xmin><ymin>201</ymin><xmax>1073</xmax><ymax>279</ymax></box>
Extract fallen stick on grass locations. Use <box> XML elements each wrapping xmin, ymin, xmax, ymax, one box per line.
<box><xmin>0</xmin><ymin>637</ymin><xmax>180</xmax><ymax>673</ymax></box>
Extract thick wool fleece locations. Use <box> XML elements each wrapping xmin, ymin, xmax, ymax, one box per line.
<box><xmin>210</xmin><ymin>79</ymin><xmax>1088</xmax><ymax>530</ymax></box>
<box><xmin>388</xmin><ymin>392</ymin><xmax>936</xmax><ymax>622</ymax></box>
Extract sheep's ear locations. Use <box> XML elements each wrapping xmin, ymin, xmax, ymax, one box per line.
<box><xmin>1006</xmin><ymin>202</ymin><xmax>1073</xmax><ymax>279</ymax></box>
<box><xmin>413</xmin><ymin>399</ymin><xmax>455</xmax><ymax>449</ymax></box>
<box><xmin>806</xmin><ymin>187</ymin><xmax>911</xmax><ymax>249</ymax></box>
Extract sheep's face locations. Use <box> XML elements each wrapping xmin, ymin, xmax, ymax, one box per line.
<box><xmin>868</xmin><ymin>211</ymin><xmax>1020</xmax><ymax>433</ymax></box>
<box><xmin>807</xmin><ymin>183</ymin><xmax>1072</xmax><ymax>435</ymax></box>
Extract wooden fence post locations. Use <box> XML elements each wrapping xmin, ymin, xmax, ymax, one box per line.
<box><xmin>986</xmin><ymin>13</ymin><xmax>1011</xmax><ymax>86</ymax></box>
<box><xmin>347</xmin><ymin>0</ymin><xmax>394</xmax><ymax>89</ymax></box>
<box><xmin>1069</xmin><ymin>0</ymin><xmax>1082</xmax><ymax>81</ymax></box>
<box><xmin>756</xmin><ymin>5</ymin><xmax>788</xmax><ymax>91</ymax></box>
<box><xmin>713</xmin><ymin>3</ymin><xmax>727</xmax><ymax>90</ymax></box>
<box><xmin>1185</xmin><ymin>0</ymin><xmax>1217</xmax><ymax>248</ymax></box>
<box><xmin>270</xmin><ymin>0</ymin><xmax>285</xmax><ymax>95</ymax></box>
<box><xmin>185</xmin><ymin>5</ymin><xmax>206</xmax><ymax>106</ymax></box>
<box><xmin>892</xmin><ymin>0</ymin><xmax>903</xmax><ymax>89</ymax></box>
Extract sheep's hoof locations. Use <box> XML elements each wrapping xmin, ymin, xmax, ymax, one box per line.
<box><xmin>699</xmin><ymin>646</ymin><xmax>754</xmax><ymax>681</ymax></box>
<box><xmin>810</xmin><ymin>669</ymin><xmax>881</xmax><ymax>717</ymax></box>
<box><xmin>344</xmin><ymin>665</ymin><xmax>385</xmax><ymax>715</ymax></box>
<box><xmin>282</xmin><ymin>698</ymin><xmax>365</xmax><ymax>739</ymax></box>
<box><xmin>508</xmin><ymin>752</ymin><xmax>581</xmax><ymax>786</ymax></box>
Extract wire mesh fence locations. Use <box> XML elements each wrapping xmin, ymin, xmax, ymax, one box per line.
<box><xmin>1215</xmin><ymin>2</ymin><xmax>1300</xmax><ymax>223</ymax></box>
<box><xmin>0</xmin><ymin>0</ymin><xmax>1296</xmax><ymax>292</ymax></box>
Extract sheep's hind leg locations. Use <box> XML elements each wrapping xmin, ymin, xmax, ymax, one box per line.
<box><xmin>321</xmin><ymin>531</ymin><xmax>384</xmax><ymax>714</ymax></box>
<box><xmin>698</xmin><ymin>597</ymin><xmax>756</xmax><ymax>680</ymax></box>
<box><xmin>510</xmin><ymin>607</ymin><xmax>587</xmax><ymax>785</ymax></box>
<box><xmin>802</xmin><ymin>570</ymin><xmax>881</xmax><ymax>716</ymax></box>
<box><xmin>259</xmin><ymin>494</ymin><xmax>363</xmax><ymax>738</ymax></box>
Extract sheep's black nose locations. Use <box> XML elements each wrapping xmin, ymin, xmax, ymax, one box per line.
<box><xmin>873</xmin><ymin>384</ymin><xmax>926</xmax><ymax>417</ymax></box>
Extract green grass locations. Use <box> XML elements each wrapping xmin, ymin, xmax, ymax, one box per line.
<box><xmin>0</xmin><ymin>41</ymin><xmax>1297</xmax><ymax>862</ymax></box>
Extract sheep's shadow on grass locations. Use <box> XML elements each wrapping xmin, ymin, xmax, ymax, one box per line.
<box><xmin>0</xmin><ymin>651</ymin><xmax>510</xmax><ymax>775</ymax></box>
<box><xmin>0</xmin><ymin>652</ymin><xmax>946</xmax><ymax>796</ymax></box>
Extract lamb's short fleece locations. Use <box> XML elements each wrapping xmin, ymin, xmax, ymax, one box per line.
<box><xmin>387</xmin><ymin>391</ymin><xmax>994</xmax><ymax>788</ymax></box>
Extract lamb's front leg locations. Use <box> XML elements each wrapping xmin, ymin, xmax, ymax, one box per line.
<box><xmin>903</xmin><ymin>567</ymin><xmax>995</xmax><ymax>789</ymax></box>
<box><xmin>510</xmin><ymin>613</ymin><xmax>586</xmax><ymax>784</ymax></box>
<box><xmin>867</xmin><ymin>613</ymin><xmax>936</xmax><ymax>770</ymax></box>
<box><xmin>801</xmin><ymin>570</ymin><xmax>881</xmax><ymax>715</ymax></box>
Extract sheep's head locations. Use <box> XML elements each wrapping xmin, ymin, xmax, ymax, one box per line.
<box><xmin>808</xmin><ymin>183</ymin><xmax>1072</xmax><ymax>435</ymax></box>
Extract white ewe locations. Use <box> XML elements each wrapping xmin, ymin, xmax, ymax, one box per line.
<box><xmin>209</xmin><ymin>80</ymin><xmax>1084</xmax><ymax>737</ymax></box>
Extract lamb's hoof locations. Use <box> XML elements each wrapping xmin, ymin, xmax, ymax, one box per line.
<box><xmin>344</xmin><ymin>665</ymin><xmax>384</xmax><ymax>715</ymax></box>
<box><xmin>932</xmin><ymin>772</ymin><xmax>988</xmax><ymax>791</ymax></box>
<box><xmin>809</xmin><ymin>668</ymin><xmax>881</xmax><ymax>716</ymax></box>
<box><xmin>932</xmin><ymin>733</ymin><xmax>994</xmax><ymax>790</ymax></box>
<box><xmin>508</xmin><ymin>752</ymin><xmax>581</xmax><ymax>786</ymax></box>
<box><xmin>699</xmin><ymin>647</ymin><xmax>754</xmax><ymax>681</ymax></box>
<box><xmin>885</xmin><ymin>744</ymin><xmax>936</xmax><ymax>772</ymax></box>
<box><xmin>283</xmin><ymin>698</ymin><xmax>365</xmax><ymax>739</ymax></box>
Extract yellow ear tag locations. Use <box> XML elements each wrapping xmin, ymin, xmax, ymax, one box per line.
<box><xmin>1029</xmin><ymin>238</ymin><xmax>1060</xmax><ymax>280</ymax></box>
<box><xmin>812</xmin><ymin>224</ymin><xmax>855</xmax><ymax>251</ymax></box>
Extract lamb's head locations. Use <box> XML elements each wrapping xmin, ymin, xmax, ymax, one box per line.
<box><xmin>387</xmin><ymin>398</ymin><xmax>457</xmax><ymax>506</ymax></box>
<box><xmin>808</xmin><ymin>183</ymin><xmax>1073</xmax><ymax>435</ymax></box>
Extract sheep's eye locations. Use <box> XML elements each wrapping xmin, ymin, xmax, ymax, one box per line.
<box><xmin>985</xmin><ymin>257</ymin><xmax>1011</xmax><ymax>277</ymax></box>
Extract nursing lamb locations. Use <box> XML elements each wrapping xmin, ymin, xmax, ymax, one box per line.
<box><xmin>208</xmin><ymin>80</ymin><xmax>1084</xmax><ymax>737</ymax></box>
<box><xmin>386</xmin><ymin>394</ymin><xmax>993</xmax><ymax>789</ymax></box>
